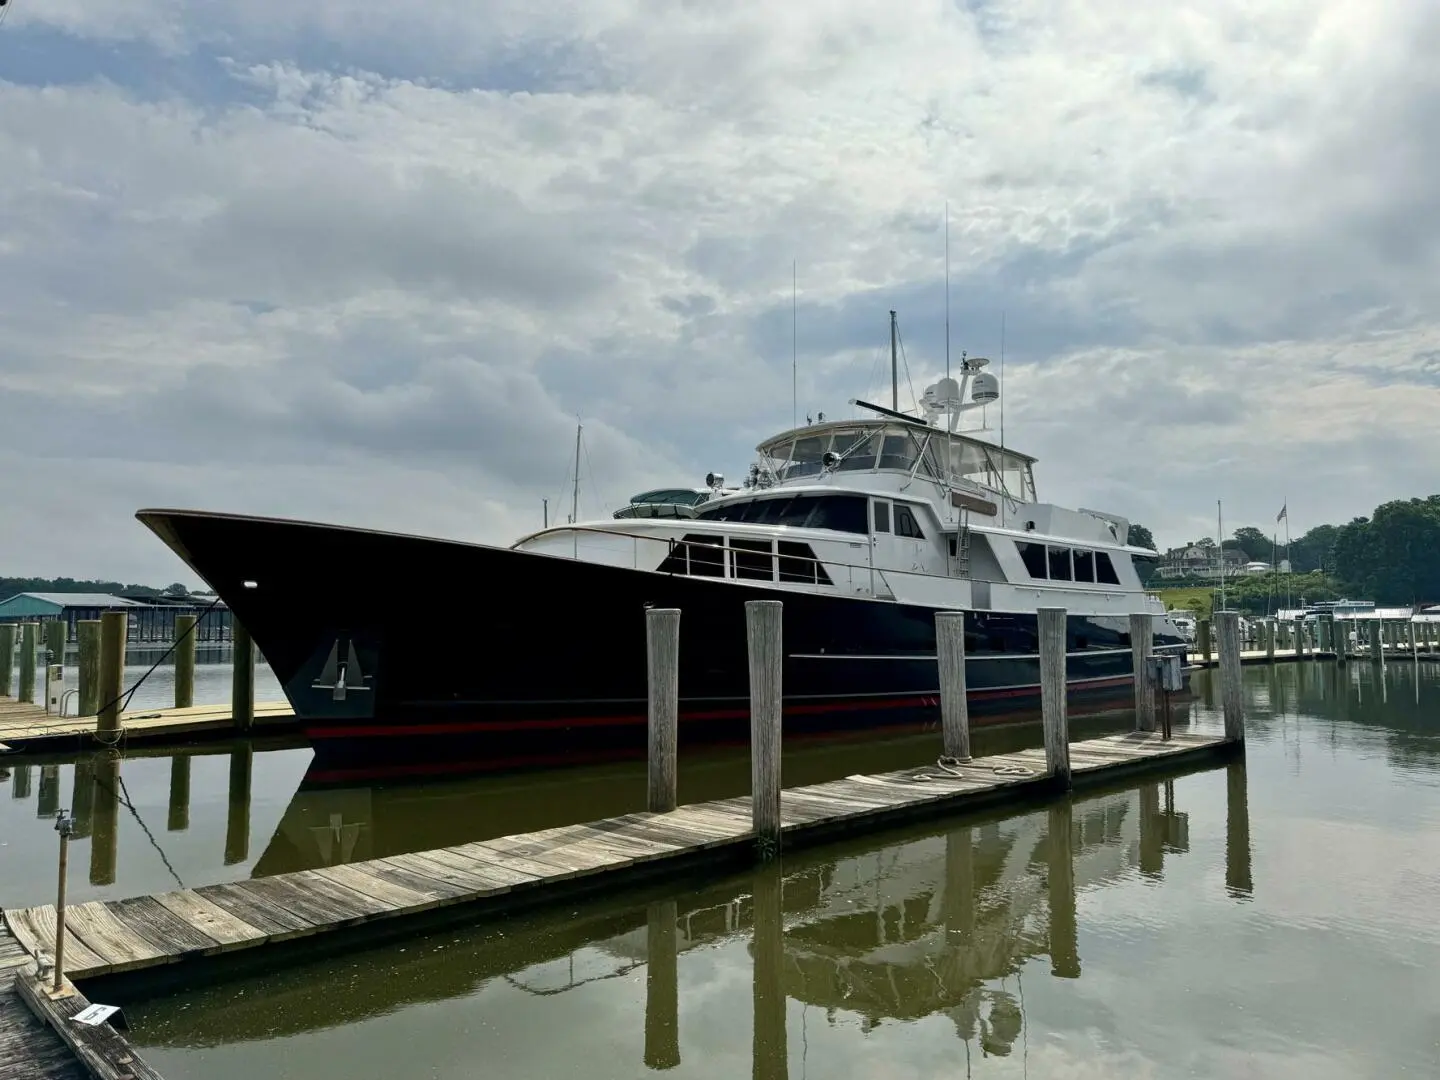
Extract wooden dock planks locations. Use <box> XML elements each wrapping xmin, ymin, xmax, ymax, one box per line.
<box><xmin>1</xmin><ymin>730</ymin><xmax>1233</xmax><ymax>986</ymax></box>
<box><xmin>0</xmin><ymin>697</ymin><xmax>295</xmax><ymax>752</ymax></box>
<box><xmin>0</xmin><ymin>923</ymin><xmax>161</xmax><ymax>1080</ymax></box>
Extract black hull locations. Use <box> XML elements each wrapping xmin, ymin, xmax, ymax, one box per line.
<box><xmin>137</xmin><ymin>509</ymin><xmax>1189</xmax><ymax>775</ymax></box>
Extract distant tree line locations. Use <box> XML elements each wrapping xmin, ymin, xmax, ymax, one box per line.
<box><xmin>0</xmin><ymin>577</ymin><xmax>200</xmax><ymax>603</ymax></box>
<box><xmin>1144</xmin><ymin>494</ymin><xmax>1440</xmax><ymax>608</ymax></box>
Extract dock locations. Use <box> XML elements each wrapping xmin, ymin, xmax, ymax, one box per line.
<box><xmin>1</xmin><ymin>924</ymin><xmax>162</xmax><ymax>1080</ymax></box>
<box><xmin>3</xmin><ymin>728</ymin><xmax>1231</xmax><ymax>985</ymax></box>
<box><xmin>0</xmin><ymin>698</ymin><xmax>294</xmax><ymax>752</ymax></box>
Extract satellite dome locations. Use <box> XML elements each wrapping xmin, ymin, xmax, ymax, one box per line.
<box><xmin>933</xmin><ymin>377</ymin><xmax>961</xmax><ymax>406</ymax></box>
<box><xmin>971</xmin><ymin>372</ymin><xmax>999</xmax><ymax>403</ymax></box>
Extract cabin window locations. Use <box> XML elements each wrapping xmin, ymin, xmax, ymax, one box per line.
<box><xmin>656</xmin><ymin>534</ymin><xmax>726</xmax><ymax>577</ymax></box>
<box><xmin>894</xmin><ymin>505</ymin><xmax>925</xmax><ymax>539</ymax></box>
<box><xmin>873</xmin><ymin>500</ymin><xmax>891</xmax><ymax>533</ymax></box>
<box><xmin>836</xmin><ymin>433</ymin><xmax>880</xmax><ymax>470</ymax></box>
<box><xmin>1048</xmin><ymin>546</ymin><xmax>1073</xmax><ymax>581</ymax></box>
<box><xmin>806</xmin><ymin>495</ymin><xmax>868</xmax><ymax>533</ymax></box>
<box><xmin>1017</xmin><ymin>541</ymin><xmax>1048</xmax><ymax>578</ymax></box>
<box><xmin>696</xmin><ymin>494</ymin><xmax>868</xmax><ymax>534</ymax></box>
<box><xmin>783</xmin><ymin>436</ymin><xmax>827</xmax><ymax>480</ymax></box>
<box><xmin>778</xmin><ymin>541</ymin><xmax>833</xmax><ymax>585</ymax></box>
<box><xmin>1073</xmin><ymin>549</ymin><xmax>1095</xmax><ymax>583</ymax></box>
<box><xmin>1095</xmin><ymin>551</ymin><xmax>1121</xmax><ymax>585</ymax></box>
<box><xmin>729</xmin><ymin>538</ymin><xmax>774</xmax><ymax>581</ymax></box>
<box><xmin>878</xmin><ymin>434</ymin><xmax>917</xmax><ymax>471</ymax></box>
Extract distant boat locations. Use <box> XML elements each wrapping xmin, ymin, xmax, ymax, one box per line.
<box><xmin>136</xmin><ymin>315</ymin><xmax>1189</xmax><ymax>774</ymax></box>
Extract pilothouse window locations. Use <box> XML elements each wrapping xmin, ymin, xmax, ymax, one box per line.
<box><xmin>894</xmin><ymin>505</ymin><xmax>925</xmax><ymax>539</ymax></box>
<box><xmin>1017</xmin><ymin>542</ymin><xmax>1048</xmax><ymax>578</ymax></box>
<box><xmin>1048</xmin><ymin>546</ymin><xmax>1073</xmax><ymax>581</ymax></box>
<box><xmin>696</xmin><ymin>494</ymin><xmax>868</xmax><ymax>534</ymax></box>
<box><xmin>1073</xmin><ymin>549</ymin><xmax>1095</xmax><ymax>583</ymax></box>
<box><xmin>1096</xmin><ymin>552</ymin><xmax>1121</xmax><ymax>585</ymax></box>
<box><xmin>873</xmin><ymin>501</ymin><xmax>890</xmax><ymax>533</ymax></box>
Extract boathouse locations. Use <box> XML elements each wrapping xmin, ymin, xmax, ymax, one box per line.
<box><xmin>0</xmin><ymin>591</ymin><xmax>232</xmax><ymax>642</ymax></box>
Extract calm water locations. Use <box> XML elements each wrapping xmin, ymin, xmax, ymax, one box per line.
<box><xmin>3</xmin><ymin>661</ymin><xmax>1439</xmax><ymax>1079</ymax></box>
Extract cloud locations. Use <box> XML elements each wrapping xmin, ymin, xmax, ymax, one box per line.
<box><xmin>1</xmin><ymin>0</ymin><xmax>1439</xmax><ymax>582</ymax></box>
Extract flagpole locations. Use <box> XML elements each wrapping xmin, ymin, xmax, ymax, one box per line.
<box><xmin>1217</xmin><ymin>499</ymin><xmax>1225</xmax><ymax>612</ymax></box>
<box><xmin>1285</xmin><ymin>495</ymin><xmax>1292</xmax><ymax>611</ymax></box>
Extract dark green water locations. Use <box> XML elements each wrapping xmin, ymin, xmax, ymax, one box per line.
<box><xmin>5</xmin><ymin>661</ymin><xmax>1440</xmax><ymax>1078</ymax></box>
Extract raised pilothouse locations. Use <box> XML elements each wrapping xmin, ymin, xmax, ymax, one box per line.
<box><xmin>133</xmin><ymin>341</ymin><xmax>1186</xmax><ymax>778</ymax></box>
<box><xmin>518</xmin><ymin>356</ymin><xmax>1175</xmax><ymax>628</ymax></box>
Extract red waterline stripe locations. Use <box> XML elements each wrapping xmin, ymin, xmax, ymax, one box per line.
<box><xmin>304</xmin><ymin>675</ymin><xmax>1136</xmax><ymax>741</ymax></box>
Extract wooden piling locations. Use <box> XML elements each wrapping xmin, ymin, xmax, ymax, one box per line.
<box><xmin>168</xmin><ymin>755</ymin><xmax>192</xmax><ymax>832</ymax></box>
<box><xmin>1216</xmin><ymin>610</ymin><xmax>1244</xmax><ymax>742</ymax></box>
<box><xmin>1369</xmin><ymin>620</ymin><xmax>1383</xmax><ymax>664</ymax></box>
<box><xmin>0</xmin><ymin>622</ymin><xmax>13</xmax><ymax>697</ymax></box>
<box><xmin>746</xmin><ymin>600</ymin><xmax>782</xmax><ymax>858</ymax></box>
<box><xmin>1264</xmin><ymin>619</ymin><xmax>1275</xmax><ymax>664</ymax></box>
<box><xmin>935</xmin><ymin>611</ymin><xmax>971</xmax><ymax>760</ymax></box>
<box><xmin>645</xmin><ymin>608</ymin><xmax>680</xmax><ymax>814</ymax></box>
<box><xmin>174</xmin><ymin>613</ymin><xmax>197</xmax><ymax>710</ymax></box>
<box><xmin>75</xmin><ymin>620</ymin><xmax>101</xmax><ymax>716</ymax></box>
<box><xmin>1295</xmin><ymin>619</ymin><xmax>1307</xmax><ymax>659</ymax></box>
<box><xmin>233</xmin><ymin>622</ymin><xmax>256</xmax><ymax>731</ymax></box>
<box><xmin>97</xmin><ymin>611</ymin><xmax>128</xmax><ymax>735</ymax></box>
<box><xmin>1037</xmin><ymin>607</ymin><xmax>1070</xmax><ymax>787</ymax></box>
<box><xmin>1197</xmin><ymin>617</ymin><xmax>1212</xmax><ymax>664</ymax></box>
<box><xmin>44</xmin><ymin>619</ymin><xmax>66</xmax><ymax>666</ymax></box>
<box><xmin>1047</xmin><ymin>802</ymin><xmax>1080</xmax><ymax>977</ymax></box>
<box><xmin>643</xmin><ymin>899</ymin><xmax>680</xmax><ymax>1070</ymax></box>
<box><xmin>18</xmin><ymin>622</ymin><xmax>37</xmax><ymax>704</ymax></box>
<box><xmin>1129</xmin><ymin>612</ymin><xmax>1155</xmax><ymax>732</ymax></box>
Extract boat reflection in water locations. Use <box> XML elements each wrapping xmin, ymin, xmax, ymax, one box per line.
<box><xmin>253</xmin><ymin>710</ymin><xmax>1166</xmax><ymax>877</ymax></box>
<box><xmin>126</xmin><ymin>760</ymin><xmax>1253</xmax><ymax>1080</ymax></box>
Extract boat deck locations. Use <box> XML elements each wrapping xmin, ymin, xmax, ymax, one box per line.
<box><xmin>3</xmin><ymin>729</ymin><xmax>1233</xmax><ymax>984</ymax></box>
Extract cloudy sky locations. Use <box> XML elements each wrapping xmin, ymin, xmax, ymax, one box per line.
<box><xmin>2</xmin><ymin>0</ymin><xmax>1438</xmax><ymax>585</ymax></box>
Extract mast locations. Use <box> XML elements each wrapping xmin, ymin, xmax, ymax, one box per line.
<box><xmin>889</xmin><ymin>309</ymin><xmax>899</xmax><ymax>411</ymax></box>
<box><xmin>944</xmin><ymin>204</ymin><xmax>950</xmax><ymax>380</ymax></box>
<box><xmin>570</xmin><ymin>422</ymin><xmax>582</xmax><ymax>524</ymax></box>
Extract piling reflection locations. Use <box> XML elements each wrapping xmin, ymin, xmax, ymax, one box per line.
<box><xmin>643</xmin><ymin>900</ymin><xmax>680</xmax><ymax>1071</ymax></box>
<box><xmin>225</xmin><ymin>749</ymin><xmax>253</xmax><ymax>866</ymax></box>
<box><xmin>90</xmin><ymin>756</ymin><xmax>120</xmax><ymax>886</ymax></box>
<box><xmin>168</xmin><ymin>757</ymin><xmax>191</xmax><ymax>833</ymax></box>
<box><xmin>123</xmin><ymin>766</ymin><xmax>1254</xmax><ymax>1069</ymax></box>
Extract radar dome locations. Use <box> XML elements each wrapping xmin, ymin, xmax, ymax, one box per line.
<box><xmin>971</xmin><ymin>372</ymin><xmax>999</xmax><ymax>403</ymax></box>
<box><xmin>933</xmin><ymin>377</ymin><xmax>961</xmax><ymax>406</ymax></box>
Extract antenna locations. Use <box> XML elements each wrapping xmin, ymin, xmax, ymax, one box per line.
<box><xmin>999</xmin><ymin>310</ymin><xmax>1006</xmax><ymax>448</ymax></box>
<box><xmin>889</xmin><ymin>310</ymin><xmax>899</xmax><ymax>411</ymax></box>
<box><xmin>944</xmin><ymin>202</ymin><xmax>951</xmax><ymax>380</ymax></box>
<box><xmin>570</xmin><ymin>420</ymin><xmax>582</xmax><ymax>524</ymax></box>
<box><xmin>792</xmin><ymin>259</ymin><xmax>798</xmax><ymax>429</ymax></box>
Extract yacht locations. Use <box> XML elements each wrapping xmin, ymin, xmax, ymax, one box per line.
<box><xmin>136</xmin><ymin>333</ymin><xmax>1188</xmax><ymax>774</ymax></box>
